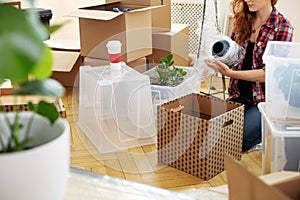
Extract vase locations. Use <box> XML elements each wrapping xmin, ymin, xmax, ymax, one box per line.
<box><xmin>0</xmin><ymin>112</ymin><xmax>70</xmax><ymax>200</ymax></box>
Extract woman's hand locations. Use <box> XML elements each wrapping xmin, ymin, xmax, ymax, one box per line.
<box><xmin>204</xmin><ymin>59</ymin><xmax>232</xmax><ymax>77</ymax></box>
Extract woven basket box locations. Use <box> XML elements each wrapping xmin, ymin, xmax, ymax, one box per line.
<box><xmin>157</xmin><ymin>93</ymin><xmax>244</xmax><ymax>180</ymax></box>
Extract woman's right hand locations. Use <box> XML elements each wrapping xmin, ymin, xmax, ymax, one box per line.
<box><xmin>204</xmin><ymin>59</ymin><xmax>232</xmax><ymax>77</ymax></box>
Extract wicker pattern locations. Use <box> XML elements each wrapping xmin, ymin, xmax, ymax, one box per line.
<box><xmin>171</xmin><ymin>2</ymin><xmax>203</xmax><ymax>55</ymax></box>
<box><xmin>0</xmin><ymin>99</ymin><xmax>66</xmax><ymax>118</ymax></box>
<box><xmin>157</xmin><ymin>93</ymin><xmax>244</xmax><ymax>180</ymax></box>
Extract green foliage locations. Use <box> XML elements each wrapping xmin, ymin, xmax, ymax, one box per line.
<box><xmin>0</xmin><ymin>2</ymin><xmax>65</xmax><ymax>153</ymax></box>
<box><xmin>150</xmin><ymin>53</ymin><xmax>187</xmax><ymax>87</ymax></box>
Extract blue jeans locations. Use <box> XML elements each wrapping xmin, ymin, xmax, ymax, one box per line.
<box><xmin>230</xmin><ymin>96</ymin><xmax>262</xmax><ymax>151</ymax></box>
<box><xmin>284</xmin><ymin>138</ymin><xmax>300</xmax><ymax>171</ymax></box>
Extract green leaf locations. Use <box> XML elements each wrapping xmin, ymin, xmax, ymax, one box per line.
<box><xmin>29</xmin><ymin>100</ymin><xmax>59</xmax><ymax>124</ymax></box>
<box><xmin>160</xmin><ymin>57</ymin><xmax>167</xmax><ymax>63</ymax></box>
<box><xmin>0</xmin><ymin>4</ymin><xmax>51</xmax><ymax>84</ymax></box>
<box><xmin>13</xmin><ymin>78</ymin><xmax>65</xmax><ymax>97</ymax></box>
<box><xmin>0</xmin><ymin>78</ymin><xmax>6</xmax><ymax>85</ymax></box>
<box><xmin>166</xmin><ymin>54</ymin><xmax>173</xmax><ymax>62</ymax></box>
<box><xmin>46</xmin><ymin>22</ymin><xmax>68</xmax><ymax>34</ymax></box>
<box><xmin>30</xmin><ymin>46</ymin><xmax>53</xmax><ymax>79</ymax></box>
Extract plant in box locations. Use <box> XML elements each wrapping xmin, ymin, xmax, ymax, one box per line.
<box><xmin>150</xmin><ymin>53</ymin><xmax>187</xmax><ymax>87</ymax></box>
<box><xmin>0</xmin><ymin>2</ymin><xmax>69</xmax><ymax>200</ymax></box>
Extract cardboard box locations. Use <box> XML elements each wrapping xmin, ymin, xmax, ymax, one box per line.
<box><xmin>147</xmin><ymin>23</ymin><xmax>190</xmax><ymax>66</ymax></box>
<box><xmin>83</xmin><ymin>56</ymin><xmax>147</xmax><ymax>73</ymax></box>
<box><xmin>225</xmin><ymin>155</ymin><xmax>300</xmax><ymax>200</ymax></box>
<box><xmin>116</xmin><ymin>1</ymin><xmax>171</xmax><ymax>33</ymax></box>
<box><xmin>162</xmin><ymin>0</ymin><xmax>171</xmax><ymax>5</ymax></box>
<box><xmin>0</xmin><ymin>95</ymin><xmax>66</xmax><ymax>118</ymax></box>
<box><xmin>120</xmin><ymin>0</ymin><xmax>162</xmax><ymax>6</ymax></box>
<box><xmin>157</xmin><ymin>93</ymin><xmax>244</xmax><ymax>180</ymax></box>
<box><xmin>0</xmin><ymin>80</ymin><xmax>13</xmax><ymax>96</ymax></box>
<box><xmin>127</xmin><ymin>57</ymin><xmax>147</xmax><ymax>73</ymax></box>
<box><xmin>151</xmin><ymin>4</ymin><xmax>171</xmax><ymax>33</ymax></box>
<box><xmin>69</xmin><ymin>3</ymin><xmax>167</xmax><ymax>62</ymax></box>
<box><xmin>0</xmin><ymin>49</ymin><xmax>81</xmax><ymax>91</ymax></box>
<box><xmin>50</xmin><ymin>50</ymin><xmax>83</xmax><ymax>87</ymax></box>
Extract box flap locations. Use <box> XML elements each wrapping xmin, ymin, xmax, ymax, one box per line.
<box><xmin>69</xmin><ymin>5</ymin><xmax>162</xmax><ymax>21</ymax></box>
<box><xmin>272</xmin><ymin>177</ymin><xmax>300</xmax><ymax>199</ymax></box>
<box><xmin>52</xmin><ymin>51</ymin><xmax>80</xmax><ymax>72</ymax></box>
<box><xmin>68</xmin><ymin>9</ymin><xmax>122</xmax><ymax>21</ymax></box>
<box><xmin>128</xmin><ymin>5</ymin><xmax>163</xmax><ymax>12</ymax></box>
<box><xmin>120</xmin><ymin>0</ymin><xmax>161</xmax><ymax>6</ymax></box>
<box><xmin>44</xmin><ymin>39</ymin><xmax>80</xmax><ymax>50</ymax></box>
<box><xmin>77</xmin><ymin>0</ymin><xmax>120</xmax><ymax>8</ymax></box>
<box><xmin>225</xmin><ymin>155</ymin><xmax>293</xmax><ymax>200</ymax></box>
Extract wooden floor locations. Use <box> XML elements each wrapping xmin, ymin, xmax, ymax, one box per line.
<box><xmin>62</xmin><ymin>75</ymin><xmax>262</xmax><ymax>192</ymax></box>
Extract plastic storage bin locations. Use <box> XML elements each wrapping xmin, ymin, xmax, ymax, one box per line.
<box><xmin>144</xmin><ymin>66</ymin><xmax>201</xmax><ymax>108</ymax></box>
<box><xmin>78</xmin><ymin>63</ymin><xmax>156</xmax><ymax>153</ymax></box>
<box><xmin>258</xmin><ymin>102</ymin><xmax>300</xmax><ymax>174</ymax></box>
<box><xmin>262</xmin><ymin>41</ymin><xmax>300</xmax><ymax>119</ymax></box>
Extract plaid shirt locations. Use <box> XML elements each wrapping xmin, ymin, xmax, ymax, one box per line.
<box><xmin>228</xmin><ymin>6</ymin><xmax>294</xmax><ymax>103</ymax></box>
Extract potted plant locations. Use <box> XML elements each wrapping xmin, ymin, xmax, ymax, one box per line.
<box><xmin>150</xmin><ymin>53</ymin><xmax>187</xmax><ymax>87</ymax></box>
<box><xmin>0</xmin><ymin>2</ymin><xmax>69</xmax><ymax>200</ymax></box>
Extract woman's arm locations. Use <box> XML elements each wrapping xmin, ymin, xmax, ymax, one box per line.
<box><xmin>205</xmin><ymin>60</ymin><xmax>265</xmax><ymax>82</ymax></box>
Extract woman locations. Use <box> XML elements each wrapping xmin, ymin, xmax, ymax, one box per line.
<box><xmin>205</xmin><ymin>0</ymin><xmax>294</xmax><ymax>151</ymax></box>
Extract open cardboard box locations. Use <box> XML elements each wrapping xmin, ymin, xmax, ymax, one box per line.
<box><xmin>157</xmin><ymin>93</ymin><xmax>244</xmax><ymax>180</ymax></box>
<box><xmin>44</xmin><ymin>39</ymin><xmax>82</xmax><ymax>87</ymax></box>
<box><xmin>69</xmin><ymin>1</ymin><xmax>170</xmax><ymax>62</ymax></box>
<box><xmin>225</xmin><ymin>155</ymin><xmax>300</xmax><ymax>200</ymax></box>
<box><xmin>50</xmin><ymin>50</ymin><xmax>82</xmax><ymax>87</ymax></box>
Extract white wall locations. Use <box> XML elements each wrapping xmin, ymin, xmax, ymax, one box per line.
<box><xmin>15</xmin><ymin>0</ymin><xmax>107</xmax><ymax>40</ymax></box>
<box><xmin>277</xmin><ymin>0</ymin><xmax>300</xmax><ymax>41</ymax></box>
<box><xmin>220</xmin><ymin>0</ymin><xmax>300</xmax><ymax>42</ymax></box>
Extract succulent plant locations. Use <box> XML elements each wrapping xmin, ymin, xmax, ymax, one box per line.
<box><xmin>150</xmin><ymin>54</ymin><xmax>187</xmax><ymax>87</ymax></box>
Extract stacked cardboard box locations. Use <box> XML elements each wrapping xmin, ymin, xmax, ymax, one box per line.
<box><xmin>147</xmin><ymin>23</ymin><xmax>190</xmax><ymax>67</ymax></box>
<box><xmin>69</xmin><ymin>0</ymin><xmax>171</xmax><ymax>63</ymax></box>
<box><xmin>44</xmin><ymin>0</ymin><xmax>189</xmax><ymax>89</ymax></box>
<box><xmin>48</xmin><ymin>0</ymin><xmax>189</xmax><ymax>85</ymax></box>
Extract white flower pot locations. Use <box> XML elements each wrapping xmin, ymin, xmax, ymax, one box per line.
<box><xmin>0</xmin><ymin>112</ymin><xmax>70</xmax><ymax>200</ymax></box>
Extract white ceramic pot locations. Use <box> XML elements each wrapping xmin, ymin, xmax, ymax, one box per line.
<box><xmin>0</xmin><ymin>112</ymin><xmax>70</xmax><ymax>200</ymax></box>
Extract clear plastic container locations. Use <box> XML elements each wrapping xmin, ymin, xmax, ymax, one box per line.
<box><xmin>144</xmin><ymin>66</ymin><xmax>201</xmax><ymax>108</ymax></box>
<box><xmin>263</xmin><ymin>41</ymin><xmax>300</xmax><ymax>119</ymax></box>
<box><xmin>78</xmin><ymin>63</ymin><xmax>156</xmax><ymax>153</ymax></box>
<box><xmin>258</xmin><ymin>102</ymin><xmax>300</xmax><ymax>174</ymax></box>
